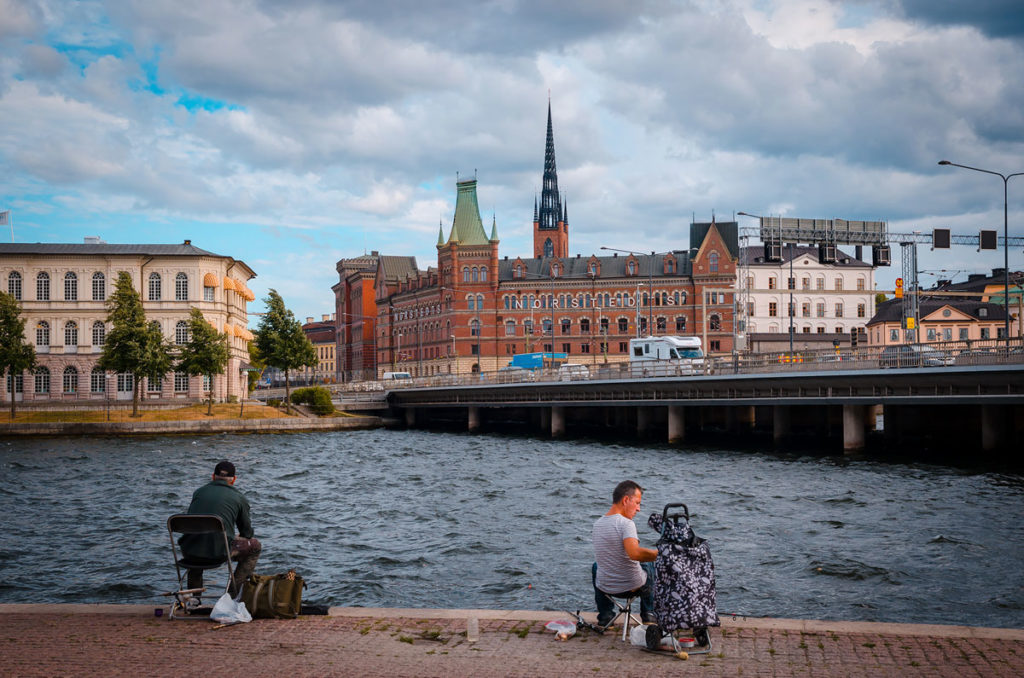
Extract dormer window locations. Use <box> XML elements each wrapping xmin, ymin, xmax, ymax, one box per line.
<box><xmin>628</xmin><ymin>261</ymin><xmax>636</xmax><ymax>276</ymax></box>
<box><xmin>979</xmin><ymin>308</ymin><xmax>988</xmax><ymax>317</ymax></box>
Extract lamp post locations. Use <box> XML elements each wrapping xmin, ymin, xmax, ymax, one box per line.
<box><xmin>106</xmin><ymin>372</ymin><xmax>112</xmax><ymax>421</ymax></box>
<box><xmin>938</xmin><ymin>160</ymin><xmax>1023</xmax><ymax>343</ymax></box>
<box><xmin>739</xmin><ymin>211</ymin><xmax>795</xmax><ymax>356</ymax></box>
<box><xmin>450</xmin><ymin>334</ymin><xmax>456</xmax><ymax>375</ymax></box>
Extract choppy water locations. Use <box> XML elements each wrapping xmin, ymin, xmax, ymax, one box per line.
<box><xmin>1</xmin><ymin>430</ymin><xmax>1022</xmax><ymax>628</ymax></box>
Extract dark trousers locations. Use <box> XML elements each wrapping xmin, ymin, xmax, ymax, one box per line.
<box><xmin>592</xmin><ymin>561</ymin><xmax>656</xmax><ymax>624</ymax></box>
<box><xmin>188</xmin><ymin>537</ymin><xmax>262</xmax><ymax>598</ymax></box>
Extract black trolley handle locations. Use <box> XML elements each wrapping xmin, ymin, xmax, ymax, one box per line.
<box><xmin>661</xmin><ymin>502</ymin><xmax>689</xmax><ymax>524</ymax></box>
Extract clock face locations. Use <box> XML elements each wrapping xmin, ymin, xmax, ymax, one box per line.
<box><xmin>943</xmin><ymin>309</ymin><xmax>951</xmax><ymax>317</ymax></box>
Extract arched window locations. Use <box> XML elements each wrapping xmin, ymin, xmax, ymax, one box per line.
<box><xmin>523</xmin><ymin>319</ymin><xmax>533</xmax><ymax>336</ymax></box>
<box><xmin>36</xmin><ymin>272</ymin><xmax>50</xmax><ymax>300</ymax></box>
<box><xmin>589</xmin><ymin>262</ymin><xmax>598</xmax><ymax>275</ymax></box>
<box><xmin>63</xmin><ymin>366</ymin><xmax>78</xmax><ymax>394</ymax></box>
<box><xmin>656</xmin><ymin>317</ymin><xmax>667</xmax><ymax>332</ymax></box>
<box><xmin>675</xmin><ymin>316</ymin><xmax>687</xmax><ymax>332</ymax></box>
<box><xmin>505</xmin><ymin>320</ymin><xmax>516</xmax><ymax>336</ymax></box>
<box><xmin>92</xmin><ymin>321</ymin><xmax>105</xmax><ymax>346</ymax></box>
<box><xmin>175</xmin><ymin>272</ymin><xmax>188</xmax><ymax>301</ymax></box>
<box><xmin>175</xmin><ymin>320</ymin><xmax>189</xmax><ymax>345</ymax></box>
<box><xmin>35</xmin><ymin>366</ymin><xmax>50</xmax><ymax>394</ymax></box>
<box><xmin>709</xmin><ymin>314</ymin><xmax>721</xmax><ymax>331</ymax></box>
<box><xmin>476</xmin><ymin>294</ymin><xmax>484</xmax><ymax>310</ymax></box>
<box><xmin>543</xmin><ymin>239</ymin><xmax>553</xmax><ymax>257</ymax></box>
<box><xmin>8</xmin><ymin>271</ymin><xmax>21</xmax><ymax>300</ymax></box>
<box><xmin>515</xmin><ymin>264</ymin><xmax>523</xmax><ymax>278</ymax></box>
<box><xmin>674</xmin><ymin>291</ymin><xmax>680</xmax><ymax>305</ymax></box>
<box><xmin>618</xmin><ymin>317</ymin><xmax>629</xmax><ymax>333</ymax></box>
<box><xmin>148</xmin><ymin>273</ymin><xmax>162</xmax><ymax>300</ymax></box>
<box><xmin>472</xmin><ymin>267</ymin><xmax>479</xmax><ymax>282</ymax></box>
<box><xmin>91</xmin><ymin>367</ymin><xmax>106</xmax><ymax>393</ymax></box>
<box><xmin>503</xmin><ymin>296</ymin><xmax>510</xmax><ymax>310</ymax></box>
<box><xmin>467</xmin><ymin>296</ymin><xmax>475</xmax><ymax>311</ymax></box>
<box><xmin>92</xmin><ymin>272</ymin><xmax>105</xmax><ymax>300</ymax></box>
<box><xmin>552</xmin><ymin>263</ymin><xmax>560</xmax><ymax>278</ymax></box>
<box><xmin>709</xmin><ymin>251</ymin><xmax>719</xmax><ymax>273</ymax></box>
<box><xmin>470</xmin><ymin>319</ymin><xmax>480</xmax><ymax>337</ymax></box>
<box><xmin>480</xmin><ymin>266</ymin><xmax>487</xmax><ymax>282</ymax></box>
<box><xmin>65</xmin><ymin>321</ymin><xmax>78</xmax><ymax>347</ymax></box>
<box><xmin>462</xmin><ymin>267</ymin><xmax>470</xmax><ymax>282</ymax></box>
<box><xmin>36</xmin><ymin>321</ymin><xmax>49</xmax><ymax>347</ymax></box>
<box><xmin>64</xmin><ymin>272</ymin><xmax>78</xmax><ymax>300</ymax></box>
<box><xmin>628</xmin><ymin>261</ymin><xmax>636</xmax><ymax>275</ymax></box>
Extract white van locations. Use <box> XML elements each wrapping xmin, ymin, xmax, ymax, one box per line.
<box><xmin>381</xmin><ymin>371</ymin><xmax>412</xmax><ymax>382</ymax></box>
<box><xmin>557</xmin><ymin>364</ymin><xmax>590</xmax><ymax>381</ymax></box>
<box><xmin>629</xmin><ymin>336</ymin><xmax>704</xmax><ymax>377</ymax></box>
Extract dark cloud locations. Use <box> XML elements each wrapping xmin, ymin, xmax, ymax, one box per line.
<box><xmin>897</xmin><ymin>0</ymin><xmax>1024</xmax><ymax>39</ymax></box>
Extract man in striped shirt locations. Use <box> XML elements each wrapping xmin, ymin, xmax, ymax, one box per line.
<box><xmin>592</xmin><ymin>480</ymin><xmax>657</xmax><ymax>627</ymax></box>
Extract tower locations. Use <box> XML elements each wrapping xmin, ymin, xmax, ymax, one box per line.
<box><xmin>533</xmin><ymin>100</ymin><xmax>569</xmax><ymax>259</ymax></box>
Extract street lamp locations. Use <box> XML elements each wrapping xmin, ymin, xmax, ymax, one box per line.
<box><xmin>938</xmin><ymin>160</ymin><xmax>1023</xmax><ymax>342</ymax></box>
<box><xmin>739</xmin><ymin>212</ymin><xmax>795</xmax><ymax>356</ymax></box>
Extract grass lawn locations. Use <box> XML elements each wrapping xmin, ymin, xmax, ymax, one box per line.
<box><xmin>1</xmin><ymin>402</ymin><xmax>300</xmax><ymax>424</ymax></box>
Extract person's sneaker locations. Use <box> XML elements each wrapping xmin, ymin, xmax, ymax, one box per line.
<box><xmin>641</xmin><ymin>612</ymin><xmax>657</xmax><ymax>625</ymax></box>
<box><xmin>596</xmin><ymin>615</ymin><xmax>614</xmax><ymax>629</ymax></box>
<box><xmin>644</xmin><ymin>623</ymin><xmax>663</xmax><ymax>650</ymax></box>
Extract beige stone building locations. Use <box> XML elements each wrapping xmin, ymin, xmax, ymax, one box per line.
<box><xmin>0</xmin><ymin>239</ymin><xmax>256</xmax><ymax>404</ymax></box>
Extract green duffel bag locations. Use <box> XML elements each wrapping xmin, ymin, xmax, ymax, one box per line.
<box><xmin>240</xmin><ymin>570</ymin><xmax>306</xmax><ymax>619</ymax></box>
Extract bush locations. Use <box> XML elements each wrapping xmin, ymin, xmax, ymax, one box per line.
<box><xmin>267</xmin><ymin>398</ymin><xmax>282</xmax><ymax>408</ymax></box>
<box><xmin>290</xmin><ymin>387</ymin><xmax>314</xmax><ymax>405</ymax></box>
<box><xmin>308</xmin><ymin>388</ymin><xmax>334</xmax><ymax>416</ymax></box>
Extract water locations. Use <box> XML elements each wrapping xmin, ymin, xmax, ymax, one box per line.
<box><xmin>1</xmin><ymin>430</ymin><xmax>1022</xmax><ymax>628</ymax></box>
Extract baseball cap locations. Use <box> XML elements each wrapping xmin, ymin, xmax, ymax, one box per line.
<box><xmin>213</xmin><ymin>460</ymin><xmax>236</xmax><ymax>477</ymax></box>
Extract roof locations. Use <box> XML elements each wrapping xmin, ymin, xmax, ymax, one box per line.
<box><xmin>867</xmin><ymin>297</ymin><xmax>1008</xmax><ymax>325</ymax></box>
<box><xmin>377</xmin><ymin>255</ymin><xmax>419</xmax><ymax>282</ymax></box>
<box><xmin>740</xmin><ymin>245</ymin><xmax>871</xmax><ymax>268</ymax></box>
<box><xmin>691</xmin><ymin>221</ymin><xmax>739</xmax><ymax>259</ymax></box>
<box><xmin>930</xmin><ymin>269</ymin><xmax>1022</xmax><ymax>293</ymax></box>
<box><xmin>498</xmin><ymin>251</ymin><xmax>693</xmax><ymax>281</ymax></box>
<box><xmin>0</xmin><ymin>242</ymin><xmax>221</xmax><ymax>257</ymax></box>
<box><xmin>447</xmin><ymin>179</ymin><xmax>490</xmax><ymax>246</ymax></box>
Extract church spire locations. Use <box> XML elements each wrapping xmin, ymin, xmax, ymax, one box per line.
<box><xmin>538</xmin><ymin>99</ymin><xmax>561</xmax><ymax>231</ymax></box>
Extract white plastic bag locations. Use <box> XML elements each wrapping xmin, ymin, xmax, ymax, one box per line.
<box><xmin>544</xmin><ymin>620</ymin><xmax>576</xmax><ymax>640</ymax></box>
<box><xmin>210</xmin><ymin>592</ymin><xmax>252</xmax><ymax>625</ymax></box>
<box><xmin>629</xmin><ymin>623</ymin><xmax>649</xmax><ymax>646</ymax></box>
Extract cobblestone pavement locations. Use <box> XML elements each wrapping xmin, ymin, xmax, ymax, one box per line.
<box><xmin>1</xmin><ymin>607</ymin><xmax>1022</xmax><ymax>678</ymax></box>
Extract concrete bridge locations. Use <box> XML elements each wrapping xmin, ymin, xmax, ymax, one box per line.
<box><xmin>385</xmin><ymin>364</ymin><xmax>1024</xmax><ymax>455</ymax></box>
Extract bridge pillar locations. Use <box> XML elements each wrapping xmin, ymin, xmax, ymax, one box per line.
<box><xmin>637</xmin><ymin>407</ymin><xmax>651</xmax><ymax>437</ymax></box>
<box><xmin>842</xmin><ymin>404</ymin><xmax>868</xmax><ymax>453</ymax></box>
<box><xmin>981</xmin><ymin>405</ymin><xmax>1007</xmax><ymax>452</ymax></box>
<box><xmin>667</xmin><ymin>405</ymin><xmax>685</xmax><ymax>443</ymax></box>
<box><xmin>735</xmin><ymin>405</ymin><xmax>755</xmax><ymax>434</ymax></box>
<box><xmin>468</xmin><ymin>406</ymin><xmax>480</xmax><ymax>433</ymax></box>
<box><xmin>404</xmin><ymin>407</ymin><xmax>416</xmax><ymax>428</ymax></box>
<box><xmin>551</xmin><ymin>406</ymin><xmax>566</xmax><ymax>437</ymax></box>
<box><xmin>773</xmin><ymin>406</ymin><xmax>790</xmax><ymax>444</ymax></box>
<box><xmin>540</xmin><ymin>407</ymin><xmax>551</xmax><ymax>433</ymax></box>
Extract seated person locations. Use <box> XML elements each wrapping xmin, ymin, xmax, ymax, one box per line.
<box><xmin>179</xmin><ymin>460</ymin><xmax>261</xmax><ymax>599</ymax></box>
<box><xmin>592</xmin><ymin>480</ymin><xmax>657</xmax><ymax>626</ymax></box>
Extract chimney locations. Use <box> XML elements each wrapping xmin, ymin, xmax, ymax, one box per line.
<box><xmin>968</xmin><ymin>274</ymin><xmax>986</xmax><ymax>282</ymax></box>
<box><xmin>992</xmin><ymin>268</ymin><xmax>1006</xmax><ymax>278</ymax></box>
<box><xmin>184</xmin><ymin>239</ymin><xmax>191</xmax><ymax>246</ymax></box>
<box><xmin>306</xmin><ymin>317</ymin><xmax>313</xmax><ymax>324</ymax></box>
<box><xmin>322</xmin><ymin>314</ymin><xmax>330</xmax><ymax>322</ymax></box>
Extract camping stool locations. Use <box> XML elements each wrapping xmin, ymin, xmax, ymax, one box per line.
<box><xmin>166</xmin><ymin>514</ymin><xmax>234</xmax><ymax>620</ymax></box>
<box><xmin>598</xmin><ymin>591</ymin><xmax>643</xmax><ymax>641</ymax></box>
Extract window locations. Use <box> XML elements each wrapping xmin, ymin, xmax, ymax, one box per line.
<box><xmin>544</xmin><ymin>239</ymin><xmax>553</xmax><ymax>257</ymax></box>
<box><xmin>147</xmin><ymin>374</ymin><xmax>163</xmax><ymax>393</ymax></box>
<box><xmin>890</xmin><ymin>329</ymin><xmax>899</xmax><ymax>341</ymax></box>
<box><xmin>656</xmin><ymin>317</ymin><xmax>666</xmax><ymax>332</ymax></box>
<box><xmin>92</xmin><ymin>272</ymin><xmax>105</xmax><ymax>301</ymax></box>
<box><xmin>91</xmin><ymin>368</ymin><xmax>106</xmax><ymax>393</ymax></box>
<box><xmin>8</xmin><ymin>271</ymin><xmax>21</xmax><ymax>300</ymax></box>
<box><xmin>801</xmin><ymin>278</ymin><xmax>810</xmax><ymax>290</ymax></box>
<box><xmin>175</xmin><ymin>273</ymin><xmax>188</xmax><ymax>301</ymax></box>
<box><xmin>787</xmin><ymin>277</ymin><xmax>795</xmax><ymax>290</ymax></box>
<box><xmin>857</xmin><ymin>303</ymin><xmax>866</xmax><ymax>318</ymax></box>
<box><xmin>467</xmin><ymin>296</ymin><xmax>475</xmax><ymax>311</ymax></box>
<box><xmin>65</xmin><ymin>321</ymin><xmax>78</xmax><ymax>347</ymax></box>
<box><xmin>628</xmin><ymin>261</ymin><xmax>636</xmax><ymax>275</ymax></box>
<box><xmin>523</xmin><ymin>319</ymin><xmax>533</xmax><ymax>336</ymax></box>
<box><xmin>676</xmin><ymin>317</ymin><xmax>686</xmax><ymax>332</ymax></box>
<box><xmin>817</xmin><ymin>327</ymin><xmax>826</xmax><ymax>334</ymax></box>
<box><xmin>816</xmin><ymin>277</ymin><xmax>825</xmax><ymax>290</ymax></box>
<box><xmin>542</xmin><ymin>318</ymin><xmax>552</xmax><ymax>335</ymax></box>
<box><xmin>64</xmin><ymin>272</ymin><xmax>78</xmax><ymax>300</ymax></box>
<box><xmin>944</xmin><ymin>328</ymin><xmax>952</xmax><ymax>341</ymax></box>
<box><xmin>639</xmin><ymin>317</ymin><xmax>648</xmax><ymax>334</ymax></box>
<box><xmin>6</xmin><ymin>373</ymin><xmax>23</xmax><ymax>394</ymax></box>
<box><xmin>580</xmin><ymin>318</ymin><xmax>590</xmax><ymax>333</ymax></box>
<box><xmin>204</xmin><ymin>286</ymin><xmax>215</xmax><ymax>302</ymax></box>
<box><xmin>560</xmin><ymin>318</ymin><xmax>571</xmax><ymax>335</ymax></box>
<box><xmin>801</xmin><ymin>302</ymin><xmax>810</xmax><ymax>317</ymax></box>
<box><xmin>36</xmin><ymin>321</ymin><xmax>50</xmax><ymax>347</ymax></box>
<box><xmin>959</xmin><ymin>328</ymin><xmax>968</xmax><ymax>340</ymax></box>
<box><xmin>816</xmin><ymin>303</ymin><xmax>825</xmax><ymax>317</ymax></box>
<box><xmin>92</xmin><ymin>321</ymin><xmax>105</xmax><ymax>346</ymax></box>
<box><xmin>148</xmin><ymin>273</ymin><xmax>162</xmax><ymax>300</ymax></box>
<box><xmin>480</xmin><ymin>266</ymin><xmax>488</xmax><ymax>282</ymax></box>
<box><xmin>835</xmin><ymin>303</ymin><xmax>843</xmax><ymax>318</ymax></box>
<box><xmin>580</xmin><ymin>343</ymin><xmax>590</xmax><ymax>354</ymax></box>
<box><xmin>515</xmin><ymin>264</ymin><xmax>523</xmax><ymax>278</ymax></box>
<box><xmin>505</xmin><ymin>320</ymin><xmax>515</xmax><ymax>336</ymax></box>
<box><xmin>174</xmin><ymin>371</ymin><xmax>189</xmax><ymax>392</ymax></box>
<box><xmin>769</xmin><ymin>302</ymin><xmax>778</xmax><ymax>317</ymax></box>
<box><xmin>768</xmin><ymin>277</ymin><xmax>777</xmax><ymax>290</ymax></box>
<box><xmin>470</xmin><ymin>319</ymin><xmax>480</xmax><ymax>337</ymax></box>
<box><xmin>857</xmin><ymin>278</ymin><xmax>866</xmax><ymax>291</ymax></box>
<box><xmin>709</xmin><ymin>315</ymin><xmax>721</xmax><ymax>331</ymax></box>
<box><xmin>471</xmin><ymin>267</ymin><xmax>478</xmax><ymax>282</ymax></box>
<box><xmin>710</xmin><ymin>340</ymin><xmax>721</xmax><ymax>351</ymax></box>
<box><xmin>834</xmin><ymin>278</ymin><xmax>843</xmax><ymax>291</ymax></box>
<box><xmin>618</xmin><ymin>342</ymin><xmax>628</xmax><ymax>352</ymax></box>
<box><xmin>551</xmin><ymin>264</ymin><xmax>560</xmax><ymax>278</ymax></box>
<box><xmin>927</xmin><ymin>328</ymin><xmax>936</xmax><ymax>341</ymax></box>
<box><xmin>600</xmin><ymin>318</ymin><xmax>609</xmax><ymax>334</ymax></box>
<box><xmin>589</xmin><ymin>263</ymin><xmax>598</xmax><ymax>275</ymax></box>
<box><xmin>788</xmin><ymin>302</ymin><xmax>795</xmax><ymax>317</ymax></box>
<box><xmin>561</xmin><ymin>343</ymin><xmax>571</xmax><ymax>353</ymax></box>
<box><xmin>709</xmin><ymin>251</ymin><xmax>719</xmax><ymax>273</ymax></box>
<box><xmin>618</xmin><ymin>318</ymin><xmax>628</xmax><ymax>333</ymax></box>
<box><xmin>203</xmin><ymin>374</ymin><xmax>212</xmax><ymax>391</ymax></box>
<box><xmin>476</xmin><ymin>294</ymin><xmax>483</xmax><ymax>311</ymax></box>
<box><xmin>63</xmin><ymin>366</ymin><xmax>78</xmax><ymax>394</ymax></box>
<box><xmin>175</xmin><ymin>321</ymin><xmax>189</xmax><ymax>345</ymax></box>
<box><xmin>802</xmin><ymin>327</ymin><xmax>811</xmax><ymax>333</ymax></box>
<box><xmin>981</xmin><ymin>327</ymin><xmax>990</xmax><ymax>339</ymax></box>
<box><xmin>34</xmin><ymin>366</ymin><xmax>50</xmax><ymax>394</ymax></box>
<box><xmin>37</xmin><ymin>272</ymin><xmax>50</xmax><ymax>300</ymax></box>
<box><xmin>997</xmin><ymin>326</ymin><xmax>1007</xmax><ymax>338</ymax></box>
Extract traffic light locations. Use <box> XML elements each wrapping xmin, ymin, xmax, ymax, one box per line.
<box><xmin>851</xmin><ymin>327</ymin><xmax>858</xmax><ymax>348</ymax></box>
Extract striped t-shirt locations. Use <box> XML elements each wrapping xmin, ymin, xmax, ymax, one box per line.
<box><xmin>593</xmin><ymin>513</ymin><xmax>646</xmax><ymax>594</ymax></box>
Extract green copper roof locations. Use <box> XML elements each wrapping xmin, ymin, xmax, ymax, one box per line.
<box><xmin>489</xmin><ymin>214</ymin><xmax>499</xmax><ymax>242</ymax></box>
<box><xmin>447</xmin><ymin>179</ymin><xmax>489</xmax><ymax>246</ymax></box>
<box><xmin>437</xmin><ymin>223</ymin><xmax>445</xmax><ymax>247</ymax></box>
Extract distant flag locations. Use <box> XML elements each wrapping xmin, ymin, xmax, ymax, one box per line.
<box><xmin>0</xmin><ymin>211</ymin><xmax>8</xmax><ymax>226</ymax></box>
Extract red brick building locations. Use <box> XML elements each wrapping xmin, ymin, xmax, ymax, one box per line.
<box><xmin>335</xmin><ymin>105</ymin><xmax>738</xmax><ymax>380</ymax></box>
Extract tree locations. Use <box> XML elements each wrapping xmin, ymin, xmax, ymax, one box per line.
<box><xmin>97</xmin><ymin>271</ymin><xmax>174</xmax><ymax>417</ymax></box>
<box><xmin>253</xmin><ymin>289</ymin><xmax>317</xmax><ymax>412</ymax></box>
<box><xmin>0</xmin><ymin>292</ymin><xmax>36</xmax><ymax>420</ymax></box>
<box><xmin>176</xmin><ymin>308</ymin><xmax>230</xmax><ymax>415</ymax></box>
<box><xmin>875</xmin><ymin>292</ymin><xmax>888</xmax><ymax>306</ymax></box>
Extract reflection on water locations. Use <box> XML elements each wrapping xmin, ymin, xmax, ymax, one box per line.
<box><xmin>1</xmin><ymin>430</ymin><xmax>1022</xmax><ymax>628</ymax></box>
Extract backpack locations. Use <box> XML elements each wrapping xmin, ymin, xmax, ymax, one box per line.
<box><xmin>239</xmin><ymin>570</ymin><xmax>306</xmax><ymax>619</ymax></box>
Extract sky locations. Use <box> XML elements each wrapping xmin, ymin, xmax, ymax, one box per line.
<box><xmin>1</xmin><ymin>0</ymin><xmax>1023</xmax><ymax>322</ymax></box>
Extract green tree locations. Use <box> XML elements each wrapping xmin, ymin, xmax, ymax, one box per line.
<box><xmin>176</xmin><ymin>308</ymin><xmax>230</xmax><ymax>415</ymax></box>
<box><xmin>253</xmin><ymin>289</ymin><xmax>317</xmax><ymax>412</ymax></box>
<box><xmin>0</xmin><ymin>291</ymin><xmax>36</xmax><ymax>420</ymax></box>
<box><xmin>247</xmin><ymin>342</ymin><xmax>266</xmax><ymax>394</ymax></box>
<box><xmin>875</xmin><ymin>292</ymin><xmax>888</xmax><ymax>306</ymax></box>
<box><xmin>97</xmin><ymin>271</ymin><xmax>174</xmax><ymax>417</ymax></box>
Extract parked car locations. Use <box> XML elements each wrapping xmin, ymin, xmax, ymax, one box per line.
<box><xmin>879</xmin><ymin>345</ymin><xmax>954</xmax><ymax>368</ymax></box>
<box><xmin>557</xmin><ymin>364</ymin><xmax>590</xmax><ymax>381</ymax></box>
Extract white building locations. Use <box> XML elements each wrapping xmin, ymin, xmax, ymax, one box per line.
<box><xmin>0</xmin><ymin>239</ymin><xmax>256</xmax><ymax>404</ymax></box>
<box><xmin>740</xmin><ymin>245</ymin><xmax>875</xmax><ymax>337</ymax></box>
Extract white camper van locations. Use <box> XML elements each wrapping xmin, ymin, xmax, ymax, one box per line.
<box><xmin>629</xmin><ymin>336</ymin><xmax>705</xmax><ymax>377</ymax></box>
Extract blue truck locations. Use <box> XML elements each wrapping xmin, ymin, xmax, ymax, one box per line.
<box><xmin>507</xmin><ymin>352</ymin><xmax>568</xmax><ymax>370</ymax></box>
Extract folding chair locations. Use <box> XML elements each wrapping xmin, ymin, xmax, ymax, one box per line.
<box><xmin>597</xmin><ymin>590</ymin><xmax>643</xmax><ymax>641</ymax></box>
<box><xmin>166</xmin><ymin>514</ymin><xmax>234</xmax><ymax>620</ymax></box>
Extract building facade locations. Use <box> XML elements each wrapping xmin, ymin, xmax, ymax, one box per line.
<box><xmin>739</xmin><ymin>245</ymin><xmax>875</xmax><ymax>338</ymax></box>
<box><xmin>301</xmin><ymin>314</ymin><xmax>337</xmax><ymax>383</ymax></box>
<box><xmin>0</xmin><ymin>239</ymin><xmax>255</xmax><ymax>403</ymax></box>
<box><xmin>336</xmin><ymin>104</ymin><xmax>739</xmax><ymax>380</ymax></box>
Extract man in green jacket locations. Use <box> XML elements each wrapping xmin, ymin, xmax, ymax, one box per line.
<box><xmin>181</xmin><ymin>460</ymin><xmax>261</xmax><ymax>598</ymax></box>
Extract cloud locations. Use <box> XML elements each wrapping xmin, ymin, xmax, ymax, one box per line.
<box><xmin>897</xmin><ymin>0</ymin><xmax>1024</xmax><ymax>39</ymax></box>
